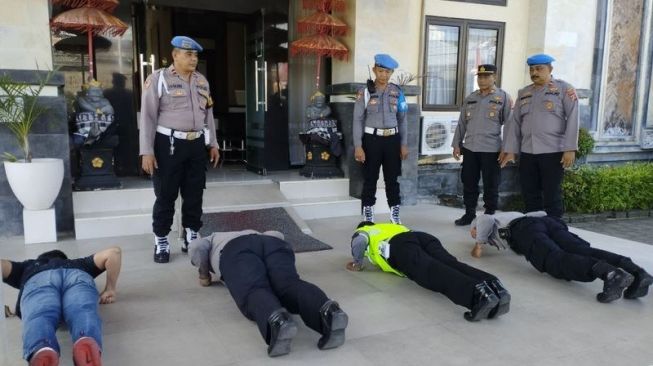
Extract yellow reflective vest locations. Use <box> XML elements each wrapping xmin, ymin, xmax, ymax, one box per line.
<box><xmin>355</xmin><ymin>223</ymin><xmax>410</xmax><ymax>277</ymax></box>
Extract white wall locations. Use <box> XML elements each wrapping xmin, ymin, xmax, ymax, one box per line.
<box><xmin>332</xmin><ymin>0</ymin><xmax>423</xmax><ymax>86</ymax></box>
<box><xmin>540</xmin><ymin>0</ymin><xmax>597</xmax><ymax>90</ymax></box>
<box><xmin>0</xmin><ymin>0</ymin><xmax>53</xmax><ymax>70</ymax></box>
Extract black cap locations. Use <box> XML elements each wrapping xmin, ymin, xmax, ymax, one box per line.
<box><xmin>477</xmin><ymin>64</ymin><xmax>497</xmax><ymax>75</ymax></box>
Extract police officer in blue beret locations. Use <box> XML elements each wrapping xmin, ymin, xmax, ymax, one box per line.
<box><xmin>353</xmin><ymin>54</ymin><xmax>409</xmax><ymax>224</ymax></box>
<box><xmin>500</xmin><ymin>54</ymin><xmax>579</xmax><ymax>218</ymax></box>
<box><xmin>140</xmin><ymin>36</ymin><xmax>220</xmax><ymax>263</ymax></box>
<box><xmin>452</xmin><ymin>64</ymin><xmax>512</xmax><ymax>225</ymax></box>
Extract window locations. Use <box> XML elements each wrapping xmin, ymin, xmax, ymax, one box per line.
<box><xmin>422</xmin><ymin>17</ymin><xmax>505</xmax><ymax>111</ymax></box>
<box><xmin>445</xmin><ymin>0</ymin><xmax>507</xmax><ymax>5</ymax></box>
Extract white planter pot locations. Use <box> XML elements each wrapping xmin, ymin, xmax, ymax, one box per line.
<box><xmin>4</xmin><ymin>158</ymin><xmax>64</xmax><ymax>210</ymax></box>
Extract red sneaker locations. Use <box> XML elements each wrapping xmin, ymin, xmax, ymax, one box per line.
<box><xmin>29</xmin><ymin>347</ymin><xmax>59</xmax><ymax>366</ymax></box>
<box><xmin>72</xmin><ymin>337</ymin><xmax>102</xmax><ymax>366</ymax></box>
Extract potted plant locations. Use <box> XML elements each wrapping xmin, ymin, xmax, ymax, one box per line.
<box><xmin>0</xmin><ymin>71</ymin><xmax>64</xmax><ymax>210</ymax></box>
<box><xmin>575</xmin><ymin>127</ymin><xmax>595</xmax><ymax>165</ymax></box>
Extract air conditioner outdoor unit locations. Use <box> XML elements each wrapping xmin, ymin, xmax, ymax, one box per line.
<box><xmin>420</xmin><ymin>113</ymin><xmax>459</xmax><ymax>155</ymax></box>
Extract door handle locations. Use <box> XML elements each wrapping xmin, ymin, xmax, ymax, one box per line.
<box><xmin>263</xmin><ymin>61</ymin><xmax>268</xmax><ymax>112</ymax></box>
<box><xmin>254</xmin><ymin>59</ymin><xmax>259</xmax><ymax>111</ymax></box>
<box><xmin>139</xmin><ymin>53</ymin><xmax>156</xmax><ymax>90</ymax></box>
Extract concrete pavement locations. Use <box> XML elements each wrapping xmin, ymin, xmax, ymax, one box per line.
<box><xmin>1</xmin><ymin>204</ymin><xmax>651</xmax><ymax>366</ymax></box>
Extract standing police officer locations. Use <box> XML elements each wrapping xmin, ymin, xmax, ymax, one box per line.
<box><xmin>500</xmin><ymin>54</ymin><xmax>578</xmax><ymax>218</ymax></box>
<box><xmin>353</xmin><ymin>54</ymin><xmax>408</xmax><ymax>224</ymax></box>
<box><xmin>140</xmin><ymin>36</ymin><xmax>220</xmax><ymax>263</ymax></box>
<box><xmin>452</xmin><ymin>64</ymin><xmax>512</xmax><ymax>226</ymax></box>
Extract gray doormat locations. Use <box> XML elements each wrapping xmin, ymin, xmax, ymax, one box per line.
<box><xmin>201</xmin><ymin>207</ymin><xmax>332</xmax><ymax>253</ymax></box>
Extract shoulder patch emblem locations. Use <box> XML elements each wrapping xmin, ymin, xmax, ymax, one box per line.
<box><xmin>356</xmin><ymin>89</ymin><xmax>364</xmax><ymax>101</ymax></box>
<box><xmin>566</xmin><ymin>88</ymin><xmax>578</xmax><ymax>102</ymax></box>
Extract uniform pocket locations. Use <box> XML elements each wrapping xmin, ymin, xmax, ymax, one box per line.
<box><xmin>465</xmin><ymin>105</ymin><xmax>476</xmax><ymax>121</ymax></box>
<box><xmin>163</xmin><ymin>89</ymin><xmax>189</xmax><ymax>110</ymax></box>
<box><xmin>542</xmin><ymin>98</ymin><xmax>563</xmax><ymax>118</ymax></box>
<box><xmin>519</xmin><ymin>100</ymin><xmax>531</xmax><ymax>116</ymax></box>
<box><xmin>367</xmin><ymin>97</ymin><xmax>381</xmax><ymax>113</ymax></box>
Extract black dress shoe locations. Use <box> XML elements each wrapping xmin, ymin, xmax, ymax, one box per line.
<box><xmin>486</xmin><ymin>280</ymin><xmax>511</xmax><ymax>319</ymax></box>
<box><xmin>153</xmin><ymin>246</ymin><xmax>170</xmax><ymax>263</ymax></box>
<box><xmin>464</xmin><ymin>282</ymin><xmax>499</xmax><ymax>322</ymax></box>
<box><xmin>317</xmin><ymin>300</ymin><xmax>348</xmax><ymax>350</ymax></box>
<box><xmin>597</xmin><ymin>268</ymin><xmax>634</xmax><ymax>303</ymax></box>
<box><xmin>267</xmin><ymin>308</ymin><xmax>298</xmax><ymax>357</ymax></box>
<box><xmin>455</xmin><ymin>212</ymin><xmax>476</xmax><ymax>226</ymax></box>
<box><xmin>623</xmin><ymin>270</ymin><xmax>653</xmax><ymax>300</ymax></box>
<box><xmin>484</xmin><ymin>209</ymin><xmax>496</xmax><ymax>215</ymax></box>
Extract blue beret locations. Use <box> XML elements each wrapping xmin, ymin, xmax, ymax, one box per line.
<box><xmin>374</xmin><ymin>54</ymin><xmax>398</xmax><ymax>70</ymax></box>
<box><xmin>171</xmin><ymin>36</ymin><xmax>203</xmax><ymax>52</ymax></box>
<box><xmin>526</xmin><ymin>53</ymin><xmax>555</xmax><ymax>66</ymax></box>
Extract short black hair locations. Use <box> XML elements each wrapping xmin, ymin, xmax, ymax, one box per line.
<box><xmin>37</xmin><ymin>250</ymin><xmax>68</xmax><ymax>261</ymax></box>
<box><xmin>356</xmin><ymin>221</ymin><xmax>375</xmax><ymax>229</ymax></box>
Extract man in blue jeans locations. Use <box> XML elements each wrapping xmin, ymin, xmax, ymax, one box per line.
<box><xmin>1</xmin><ymin>247</ymin><xmax>122</xmax><ymax>366</ymax></box>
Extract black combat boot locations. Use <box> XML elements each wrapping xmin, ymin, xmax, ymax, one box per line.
<box><xmin>616</xmin><ymin>258</ymin><xmax>653</xmax><ymax>299</ymax></box>
<box><xmin>455</xmin><ymin>209</ymin><xmax>476</xmax><ymax>226</ymax></box>
<box><xmin>153</xmin><ymin>235</ymin><xmax>170</xmax><ymax>263</ymax></box>
<box><xmin>486</xmin><ymin>279</ymin><xmax>511</xmax><ymax>319</ymax></box>
<box><xmin>464</xmin><ymin>282</ymin><xmax>499</xmax><ymax>321</ymax></box>
<box><xmin>592</xmin><ymin>261</ymin><xmax>634</xmax><ymax>303</ymax></box>
<box><xmin>182</xmin><ymin>227</ymin><xmax>199</xmax><ymax>253</ymax></box>
<box><xmin>267</xmin><ymin>308</ymin><xmax>298</xmax><ymax>357</ymax></box>
<box><xmin>317</xmin><ymin>300</ymin><xmax>349</xmax><ymax>350</ymax></box>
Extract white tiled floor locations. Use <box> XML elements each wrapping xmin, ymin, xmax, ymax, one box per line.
<box><xmin>1</xmin><ymin>204</ymin><xmax>652</xmax><ymax>365</ymax></box>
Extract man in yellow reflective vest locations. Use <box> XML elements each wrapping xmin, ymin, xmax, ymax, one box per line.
<box><xmin>346</xmin><ymin>222</ymin><xmax>510</xmax><ymax>321</ymax></box>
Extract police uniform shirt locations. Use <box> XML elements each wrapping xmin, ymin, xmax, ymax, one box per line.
<box><xmin>503</xmin><ymin>79</ymin><xmax>579</xmax><ymax>154</ymax></box>
<box><xmin>139</xmin><ymin>65</ymin><xmax>218</xmax><ymax>156</ymax></box>
<box><xmin>451</xmin><ymin>88</ymin><xmax>512</xmax><ymax>153</ymax></box>
<box><xmin>352</xmin><ymin>83</ymin><xmax>408</xmax><ymax>147</ymax></box>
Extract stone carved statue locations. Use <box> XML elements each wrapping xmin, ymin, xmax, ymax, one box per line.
<box><xmin>71</xmin><ymin>79</ymin><xmax>121</xmax><ymax>190</ymax></box>
<box><xmin>305</xmin><ymin>91</ymin><xmax>332</xmax><ymax>120</ymax></box>
<box><xmin>73</xmin><ymin>80</ymin><xmax>116</xmax><ymax>147</ymax></box>
<box><xmin>299</xmin><ymin>90</ymin><xmax>343</xmax><ymax>178</ymax></box>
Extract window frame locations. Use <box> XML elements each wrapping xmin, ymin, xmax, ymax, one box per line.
<box><xmin>422</xmin><ymin>16</ymin><xmax>505</xmax><ymax>111</ymax></box>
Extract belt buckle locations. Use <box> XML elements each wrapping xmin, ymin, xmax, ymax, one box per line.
<box><xmin>383</xmin><ymin>129</ymin><xmax>392</xmax><ymax>136</ymax></box>
<box><xmin>186</xmin><ymin>132</ymin><xmax>198</xmax><ymax>140</ymax></box>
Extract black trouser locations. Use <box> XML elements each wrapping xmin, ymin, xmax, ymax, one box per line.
<box><xmin>461</xmin><ymin>148</ymin><xmax>500</xmax><ymax>212</ymax></box>
<box><xmin>152</xmin><ymin>132</ymin><xmax>207</xmax><ymax>237</ymax></box>
<box><xmin>219</xmin><ymin>234</ymin><xmax>329</xmax><ymax>344</ymax></box>
<box><xmin>387</xmin><ymin>231</ymin><xmax>498</xmax><ymax>309</ymax></box>
<box><xmin>509</xmin><ymin>216</ymin><xmax>637</xmax><ymax>281</ymax></box>
<box><xmin>361</xmin><ymin>133</ymin><xmax>401</xmax><ymax>207</ymax></box>
<box><xmin>519</xmin><ymin>152</ymin><xmax>564</xmax><ymax>218</ymax></box>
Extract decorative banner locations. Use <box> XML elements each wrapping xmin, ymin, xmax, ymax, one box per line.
<box><xmin>297</xmin><ymin>12</ymin><xmax>348</xmax><ymax>35</ymax></box>
<box><xmin>50</xmin><ymin>7</ymin><xmax>128</xmax><ymax>37</ymax></box>
<box><xmin>290</xmin><ymin>34</ymin><xmax>348</xmax><ymax>61</ymax></box>
<box><xmin>302</xmin><ymin>0</ymin><xmax>346</xmax><ymax>12</ymax></box>
<box><xmin>52</xmin><ymin>0</ymin><xmax>119</xmax><ymax>12</ymax></box>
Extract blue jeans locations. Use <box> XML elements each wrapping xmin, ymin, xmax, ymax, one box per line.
<box><xmin>20</xmin><ymin>269</ymin><xmax>102</xmax><ymax>361</ymax></box>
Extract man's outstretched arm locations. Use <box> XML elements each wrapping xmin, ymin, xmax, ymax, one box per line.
<box><xmin>346</xmin><ymin>233</ymin><xmax>368</xmax><ymax>271</ymax></box>
<box><xmin>93</xmin><ymin>247</ymin><xmax>122</xmax><ymax>304</ymax></box>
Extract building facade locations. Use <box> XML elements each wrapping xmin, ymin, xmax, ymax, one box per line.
<box><xmin>0</xmin><ymin>0</ymin><xmax>651</xmax><ymax>237</ymax></box>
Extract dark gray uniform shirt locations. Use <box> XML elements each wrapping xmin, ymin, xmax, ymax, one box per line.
<box><xmin>503</xmin><ymin>79</ymin><xmax>579</xmax><ymax>154</ymax></box>
<box><xmin>452</xmin><ymin>88</ymin><xmax>512</xmax><ymax>153</ymax></box>
<box><xmin>139</xmin><ymin>65</ymin><xmax>218</xmax><ymax>156</ymax></box>
<box><xmin>352</xmin><ymin>83</ymin><xmax>408</xmax><ymax>147</ymax></box>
